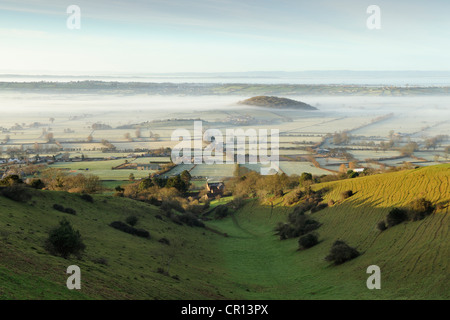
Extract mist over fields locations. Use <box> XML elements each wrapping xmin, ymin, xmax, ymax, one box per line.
<box><xmin>1</xmin><ymin>91</ymin><xmax>449</xmax><ymax>136</ymax></box>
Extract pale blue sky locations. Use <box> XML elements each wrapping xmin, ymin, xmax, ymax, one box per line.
<box><xmin>0</xmin><ymin>0</ymin><xmax>448</xmax><ymax>74</ymax></box>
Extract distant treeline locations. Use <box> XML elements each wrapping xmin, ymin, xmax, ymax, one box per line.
<box><xmin>0</xmin><ymin>81</ymin><xmax>449</xmax><ymax>96</ymax></box>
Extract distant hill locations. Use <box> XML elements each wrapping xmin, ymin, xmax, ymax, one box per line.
<box><xmin>238</xmin><ymin>96</ymin><xmax>317</xmax><ymax>110</ymax></box>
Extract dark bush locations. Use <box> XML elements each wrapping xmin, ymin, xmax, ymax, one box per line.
<box><xmin>64</xmin><ymin>207</ymin><xmax>77</xmax><ymax>215</ymax></box>
<box><xmin>298</xmin><ymin>232</ymin><xmax>319</xmax><ymax>249</ymax></box>
<box><xmin>215</xmin><ymin>205</ymin><xmax>229</xmax><ymax>219</ymax></box>
<box><xmin>134</xmin><ymin>228</ymin><xmax>151</xmax><ymax>238</ymax></box>
<box><xmin>325</xmin><ymin>240</ymin><xmax>360</xmax><ymax>265</ymax></box>
<box><xmin>53</xmin><ymin>204</ymin><xmax>76</xmax><ymax>215</ymax></box>
<box><xmin>341</xmin><ymin>190</ymin><xmax>353</xmax><ymax>200</ymax></box>
<box><xmin>178</xmin><ymin>213</ymin><xmax>205</xmax><ymax>228</ymax></box>
<box><xmin>1</xmin><ymin>184</ymin><xmax>32</xmax><ymax>202</ymax></box>
<box><xmin>125</xmin><ymin>215</ymin><xmax>138</xmax><ymax>226</ymax></box>
<box><xmin>158</xmin><ymin>238</ymin><xmax>171</xmax><ymax>245</ymax></box>
<box><xmin>29</xmin><ymin>179</ymin><xmax>45</xmax><ymax>189</ymax></box>
<box><xmin>377</xmin><ymin>220</ymin><xmax>387</xmax><ymax>231</ymax></box>
<box><xmin>46</xmin><ymin>218</ymin><xmax>85</xmax><ymax>259</ymax></box>
<box><xmin>386</xmin><ymin>208</ymin><xmax>408</xmax><ymax>227</ymax></box>
<box><xmin>166</xmin><ymin>211</ymin><xmax>183</xmax><ymax>225</ymax></box>
<box><xmin>275</xmin><ymin>212</ymin><xmax>321</xmax><ymax>240</ymax></box>
<box><xmin>109</xmin><ymin>221</ymin><xmax>150</xmax><ymax>238</ymax></box>
<box><xmin>80</xmin><ymin>194</ymin><xmax>94</xmax><ymax>203</ymax></box>
<box><xmin>160</xmin><ymin>199</ymin><xmax>185</xmax><ymax>213</ymax></box>
<box><xmin>53</xmin><ymin>204</ymin><xmax>65</xmax><ymax>212</ymax></box>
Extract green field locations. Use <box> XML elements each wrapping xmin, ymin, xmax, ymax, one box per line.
<box><xmin>0</xmin><ymin>165</ymin><xmax>448</xmax><ymax>299</ymax></box>
<box><xmin>208</xmin><ymin>165</ymin><xmax>449</xmax><ymax>299</ymax></box>
<box><xmin>49</xmin><ymin>160</ymin><xmax>152</xmax><ymax>180</ymax></box>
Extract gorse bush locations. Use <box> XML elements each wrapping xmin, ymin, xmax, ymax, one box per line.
<box><xmin>46</xmin><ymin>218</ymin><xmax>85</xmax><ymax>259</ymax></box>
<box><xmin>408</xmin><ymin>198</ymin><xmax>435</xmax><ymax>221</ymax></box>
<box><xmin>29</xmin><ymin>178</ymin><xmax>45</xmax><ymax>189</ymax></box>
<box><xmin>53</xmin><ymin>204</ymin><xmax>77</xmax><ymax>215</ymax></box>
<box><xmin>377</xmin><ymin>220</ymin><xmax>387</xmax><ymax>231</ymax></box>
<box><xmin>341</xmin><ymin>190</ymin><xmax>353</xmax><ymax>200</ymax></box>
<box><xmin>109</xmin><ymin>221</ymin><xmax>150</xmax><ymax>238</ymax></box>
<box><xmin>298</xmin><ymin>232</ymin><xmax>319</xmax><ymax>250</ymax></box>
<box><xmin>64</xmin><ymin>207</ymin><xmax>77</xmax><ymax>215</ymax></box>
<box><xmin>325</xmin><ymin>240</ymin><xmax>360</xmax><ymax>265</ymax></box>
<box><xmin>215</xmin><ymin>205</ymin><xmax>229</xmax><ymax>219</ymax></box>
<box><xmin>178</xmin><ymin>213</ymin><xmax>205</xmax><ymax>228</ymax></box>
<box><xmin>386</xmin><ymin>208</ymin><xmax>408</xmax><ymax>227</ymax></box>
<box><xmin>1</xmin><ymin>184</ymin><xmax>32</xmax><ymax>202</ymax></box>
<box><xmin>382</xmin><ymin>198</ymin><xmax>435</xmax><ymax>230</ymax></box>
<box><xmin>275</xmin><ymin>208</ymin><xmax>321</xmax><ymax>240</ymax></box>
<box><xmin>80</xmin><ymin>193</ymin><xmax>94</xmax><ymax>203</ymax></box>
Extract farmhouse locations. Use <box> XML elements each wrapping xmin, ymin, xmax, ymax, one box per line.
<box><xmin>206</xmin><ymin>181</ymin><xmax>224</xmax><ymax>194</ymax></box>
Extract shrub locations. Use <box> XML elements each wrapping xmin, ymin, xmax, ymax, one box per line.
<box><xmin>1</xmin><ymin>184</ymin><xmax>32</xmax><ymax>202</ymax></box>
<box><xmin>46</xmin><ymin>218</ymin><xmax>85</xmax><ymax>259</ymax></box>
<box><xmin>125</xmin><ymin>215</ymin><xmax>139</xmax><ymax>226</ymax></box>
<box><xmin>29</xmin><ymin>179</ymin><xmax>45</xmax><ymax>189</ymax></box>
<box><xmin>109</xmin><ymin>221</ymin><xmax>150</xmax><ymax>238</ymax></box>
<box><xmin>341</xmin><ymin>190</ymin><xmax>353</xmax><ymax>200</ymax></box>
<box><xmin>178</xmin><ymin>213</ymin><xmax>205</xmax><ymax>228</ymax></box>
<box><xmin>386</xmin><ymin>208</ymin><xmax>408</xmax><ymax>227</ymax></box>
<box><xmin>64</xmin><ymin>207</ymin><xmax>77</xmax><ymax>215</ymax></box>
<box><xmin>298</xmin><ymin>232</ymin><xmax>319</xmax><ymax>249</ymax></box>
<box><xmin>377</xmin><ymin>220</ymin><xmax>387</xmax><ymax>231</ymax></box>
<box><xmin>215</xmin><ymin>205</ymin><xmax>229</xmax><ymax>219</ymax></box>
<box><xmin>53</xmin><ymin>204</ymin><xmax>65</xmax><ymax>212</ymax></box>
<box><xmin>80</xmin><ymin>194</ymin><xmax>94</xmax><ymax>203</ymax></box>
<box><xmin>275</xmin><ymin>213</ymin><xmax>320</xmax><ymax>240</ymax></box>
<box><xmin>53</xmin><ymin>204</ymin><xmax>76</xmax><ymax>215</ymax></box>
<box><xmin>158</xmin><ymin>238</ymin><xmax>170</xmax><ymax>245</ymax></box>
<box><xmin>284</xmin><ymin>189</ymin><xmax>303</xmax><ymax>205</ymax></box>
<box><xmin>160</xmin><ymin>199</ymin><xmax>185</xmax><ymax>213</ymax></box>
<box><xmin>408</xmin><ymin>198</ymin><xmax>435</xmax><ymax>221</ymax></box>
<box><xmin>325</xmin><ymin>240</ymin><xmax>360</xmax><ymax>265</ymax></box>
<box><xmin>230</xmin><ymin>197</ymin><xmax>244</xmax><ymax>210</ymax></box>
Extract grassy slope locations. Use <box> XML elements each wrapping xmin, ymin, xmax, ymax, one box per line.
<box><xmin>0</xmin><ymin>165</ymin><xmax>448</xmax><ymax>299</ymax></box>
<box><xmin>208</xmin><ymin>164</ymin><xmax>450</xmax><ymax>299</ymax></box>
<box><xmin>0</xmin><ymin>191</ymin><xmax>234</xmax><ymax>300</ymax></box>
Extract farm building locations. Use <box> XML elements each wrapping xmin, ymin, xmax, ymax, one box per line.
<box><xmin>206</xmin><ymin>181</ymin><xmax>224</xmax><ymax>194</ymax></box>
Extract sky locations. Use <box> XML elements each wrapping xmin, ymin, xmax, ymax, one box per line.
<box><xmin>0</xmin><ymin>0</ymin><xmax>449</xmax><ymax>74</ymax></box>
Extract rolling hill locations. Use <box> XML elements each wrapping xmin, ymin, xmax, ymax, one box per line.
<box><xmin>238</xmin><ymin>96</ymin><xmax>317</xmax><ymax>110</ymax></box>
<box><xmin>0</xmin><ymin>164</ymin><xmax>448</xmax><ymax>299</ymax></box>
